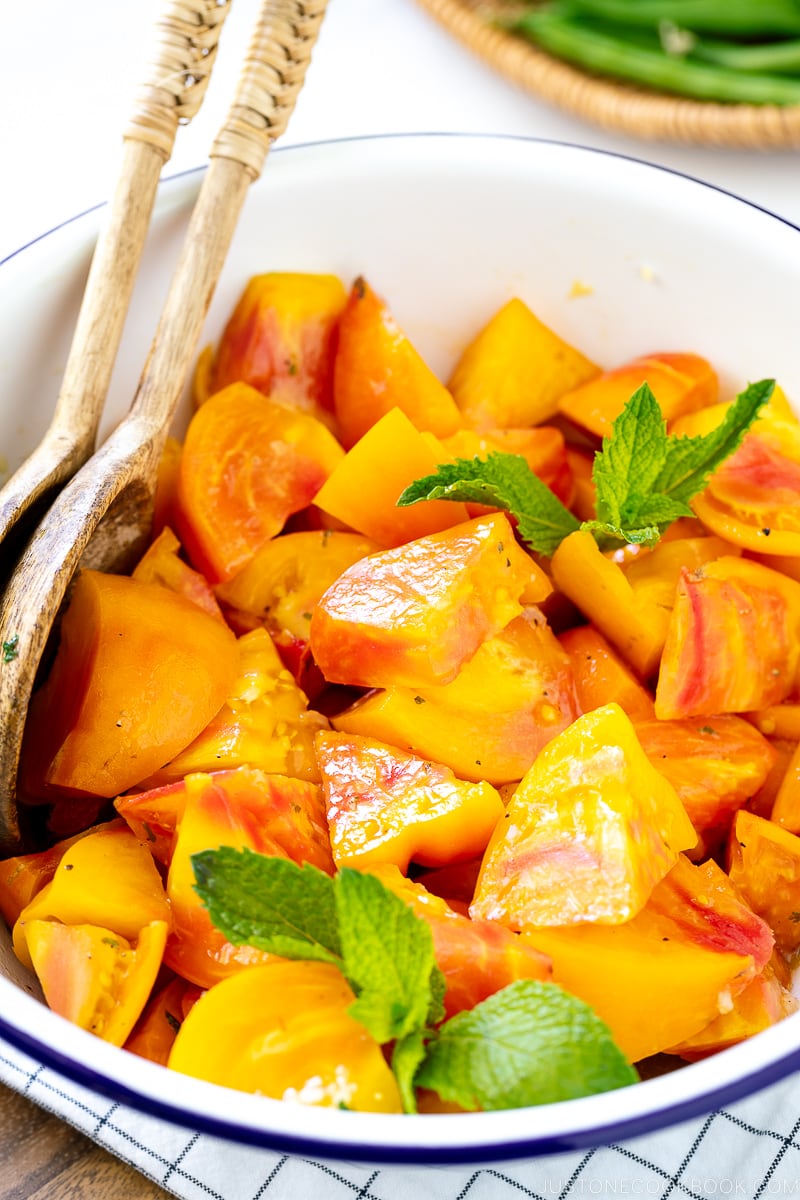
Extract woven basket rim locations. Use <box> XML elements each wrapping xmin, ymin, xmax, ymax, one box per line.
<box><xmin>416</xmin><ymin>0</ymin><xmax>800</xmax><ymax>149</ymax></box>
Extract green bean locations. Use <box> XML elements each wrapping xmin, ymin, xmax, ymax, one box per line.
<box><xmin>513</xmin><ymin>8</ymin><xmax>800</xmax><ymax>103</ymax></box>
<box><xmin>550</xmin><ymin>0</ymin><xmax>800</xmax><ymax>38</ymax></box>
<box><xmin>689</xmin><ymin>35</ymin><xmax>800</xmax><ymax>74</ymax></box>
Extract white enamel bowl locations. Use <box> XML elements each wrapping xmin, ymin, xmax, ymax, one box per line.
<box><xmin>1</xmin><ymin>134</ymin><xmax>799</xmax><ymax>1164</ymax></box>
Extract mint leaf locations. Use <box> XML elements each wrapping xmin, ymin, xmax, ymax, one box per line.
<box><xmin>191</xmin><ymin>848</ymin><xmax>342</xmax><ymax>966</ymax></box>
<box><xmin>415</xmin><ymin>980</ymin><xmax>638</xmax><ymax>1111</ymax></box>
<box><xmin>592</xmin><ymin>384</ymin><xmax>668</xmax><ymax>530</ymax></box>
<box><xmin>651</xmin><ymin>379</ymin><xmax>774</xmax><ymax>505</ymax></box>
<box><xmin>588</xmin><ymin>378</ymin><xmax>772</xmax><ymax>548</ymax></box>
<box><xmin>335</xmin><ymin>867</ymin><xmax>442</xmax><ymax>1044</ymax></box>
<box><xmin>397</xmin><ymin>453</ymin><xmax>579</xmax><ymax>556</ymax></box>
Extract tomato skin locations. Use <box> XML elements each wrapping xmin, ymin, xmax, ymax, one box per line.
<box><xmin>311</xmin><ymin>513</ymin><xmax>539</xmax><ymax>690</ymax></box>
<box><xmin>20</xmin><ymin>569</ymin><xmax>238</xmax><ymax>801</ymax></box>
<box><xmin>132</xmin><ymin>527</ymin><xmax>225</xmax><ymax>623</ymax></box>
<box><xmin>175</xmin><ymin>382</ymin><xmax>344</xmax><ymax>584</ymax></box>
<box><xmin>168</xmin><ymin>961</ymin><xmax>403</xmax><ymax>1112</ymax></box>
<box><xmin>316</xmin><ymin>731</ymin><xmax>503</xmax><ymax>872</ymax></box>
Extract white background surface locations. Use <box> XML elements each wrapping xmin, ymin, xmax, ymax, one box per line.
<box><xmin>3</xmin><ymin>0</ymin><xmax>800</xmax><ymax>266</ymax></box>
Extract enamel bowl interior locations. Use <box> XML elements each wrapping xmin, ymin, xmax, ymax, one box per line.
<box><xmin>1</xmin><ymin>134</ymin><xmax>799</xmax><ymax>1165</ymax></box>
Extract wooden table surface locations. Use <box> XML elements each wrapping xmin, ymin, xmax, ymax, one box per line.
<box><xmin>0</xmin><ymin>1081</ymin><xmax>171</xmax><ymax>1199</ymax></box>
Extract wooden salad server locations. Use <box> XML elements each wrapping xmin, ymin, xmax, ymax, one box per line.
<box><xmin>0</xmin><ymin>0</ymin><xmax>232</xmax><ymax>554</ymax></box>
<box><xmin>0</xmin><ymin>0</ymin><xmax>329</xmax><ymax>852</ymax></box>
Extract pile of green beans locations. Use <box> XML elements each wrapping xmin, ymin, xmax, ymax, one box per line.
<box><xmin>510</xmin><ymin>1</ymin><xmax>800</xmax><ymax>104</ymax></box>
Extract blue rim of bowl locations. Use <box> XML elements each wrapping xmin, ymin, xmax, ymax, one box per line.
<box><xmin>1</xmin><ymin>131</ymin><xmax>799</xmax><ymax>1163</ymax></box>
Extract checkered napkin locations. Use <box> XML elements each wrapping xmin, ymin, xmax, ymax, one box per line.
<box><xmin>3</xmin><ymin>1036</ymin><xmax>800</xmax><ymax>1200</ymax></box>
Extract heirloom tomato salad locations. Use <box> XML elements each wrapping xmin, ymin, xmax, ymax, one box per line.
<box><xmin>3</xmin><ymin>271</ymin><xmax>800</xmax><ymax>1115</ymax></box>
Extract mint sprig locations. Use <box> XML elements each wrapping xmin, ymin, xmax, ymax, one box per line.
<box><xmin>192</xmin><ymin>848</ymin><xmax>636</xmax><ymax>1112</ymax></box>
<box><xmin>397</xmin><ymin>379</ymin><xmax>773</xmax><ymax>555</ymax></box>
<box><xmin>415</xmin><ymin>979</ymin><xmax>638</xmax><ymax>1111</ymax></box>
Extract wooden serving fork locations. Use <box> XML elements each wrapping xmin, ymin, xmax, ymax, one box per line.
<box><xmin>0</xmin><ymin>0</ymin><xmax>328</xmax><ymax>852</ymax></box>
<box><xmin>0</xmin><ymin>0</ymin><xmax>232</xmax><ymax>552</ymax></box>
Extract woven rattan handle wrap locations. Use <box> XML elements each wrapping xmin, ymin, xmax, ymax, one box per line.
<box><xmin>125</xmin><ymin>0</ymin><xmax>232</xmax><ymax>158</ymax></box>
<box><xmin>211</xmin><ymin>0</ymin><xmax>328</xmax><ymax>177</ymax></box>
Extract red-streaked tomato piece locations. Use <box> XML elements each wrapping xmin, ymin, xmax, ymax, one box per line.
<box><xmin>472</xmin><ymin>703</ymin><xmax>697</xmax><ymax>929</ymax></box>
<box><xmin>168</xmin><ymin>960</ymin><xmax>403</xmax><ymax>1112</ymax></box>
<box><xmin>211</xmin><ymin>272</ymin><xmax>347</xmax><ymax>419</ymax></box>
<box><xmin>655</xmin><ymin>558</ymin><xmax>800</xmax><ymax>719</ymax></box>
<box><xmin>26</xmin><ymin>918</ymin><xmax>168</xmax><ymax>1046</ymax></box>
<box><xmin>310</xmin><ymin>513</ymin><xmax>541</xmax><ymax>690</ymax></box>
<box><xmin>164</xmin><ymin>766</ymin><xmax>332</xmax><ymax>988</ymax></box>
<box><xmin>523</xmin><ymin>855</ymin><xmax>770</xmax><ymax>1062</ymax></box>
<box><xmin>634</xmin><ymin>715</ymin><xmax>776</xmax><ymax>842</ymax></box>
<box><xmin>174</xmin><ymin>382</ymin><xmax>344</xmax><ymax>584</ymax></box>
<box><xmin>315</xmin><ymin>731</ymin><xmax>503</xmax><ymax>871</ymax></box>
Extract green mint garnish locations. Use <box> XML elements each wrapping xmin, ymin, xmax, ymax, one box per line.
<box><xmin>415</xmin><ymin>978</ymin><xmax>638</xmax><ymax>1111</ymax></box>
<box><xmin>192</xmin><ymin>848</ymin><xmax>635</xmax><ymax>1113</ymax></box>
<box><xmin>398</xmin><ymin>379</ymin><xmax>772</xmax><ymax>556</ymax></box>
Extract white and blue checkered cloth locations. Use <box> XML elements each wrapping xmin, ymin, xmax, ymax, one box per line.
<box><xmin>3</xmin><ymin>1035</ymin><xmax>800</xmax><ymax>1200</ymax></box>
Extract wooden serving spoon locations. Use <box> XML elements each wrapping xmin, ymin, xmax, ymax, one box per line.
<box><xmin>0</xmin><ymin>0</ymin><xmax>329</xmax><ymax>853</ymax></box>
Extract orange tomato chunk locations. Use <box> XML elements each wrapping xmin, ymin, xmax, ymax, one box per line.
<box><xmin>558</xmin><ymin>351</ymin><xmax>717</xmax><ymax>439</ymax></box>
<box><xmin>175</xmin><ymin>382</ymin><xmax>344</xmax><ymax>583</ymax></box>
<box><xmin>20</xmin><ymin>570</ymin><xmax>238</xmax><ymax>801</ymax></box>
<box><xmin>333</xmin><ymin>276</ymin><xmax>461</xmax><ymax>448</ymax></box>
<box><xmin>314</xmin><ymin>408</ymin><xmax>470</xmax><ymax>546</ymax></box>
<box><xmin>727</xmin><ymin>810</ymin><xmax>800</xmax><ymax>955</ymax></box>
<box><xmin>448</xmin><ymin>297</ymin><xmax>599</xmax><ymax>429</ymax></box>
<box><xmin>132</xmin><ymin>527</ymin><xmax>224</xmax><ymax>622</ymax></box>
<box><xmin>310</xmin><ymin>513</ymin><xmax>539</xmax><ymax>689</ymax></box>
<box><xmin>472</xmin><ymin>703</ymin><xmax>697</xmax><ymax>929</ymax></box>
<box><xmin>168</xmin><ymin>960</ymin><xmax>403</xmax><ymax>1112</ymax></box>
<box><xmin>634</xmin><ymin>716</ymin><xmax>776</xmax><ymax>841</ymax></box>
<box><xmin>315</xmin><ymin>731</ymin><xmax>503</xmax><ymax>871</ymax></box>
<box><xmin>558</xmin><ymin>625</ymin><xmax>655</xmax><ymax>721</ymax></box>
<box><xmin>333</xmin><ymin>610</ymin><xmax>579</xmax><ymax>784</ymax></box>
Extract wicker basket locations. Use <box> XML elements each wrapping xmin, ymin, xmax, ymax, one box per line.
<box><xmin>416</xmin><ymin>0</ymin><xmax>800</xmax><ymax>148</ymax></box>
